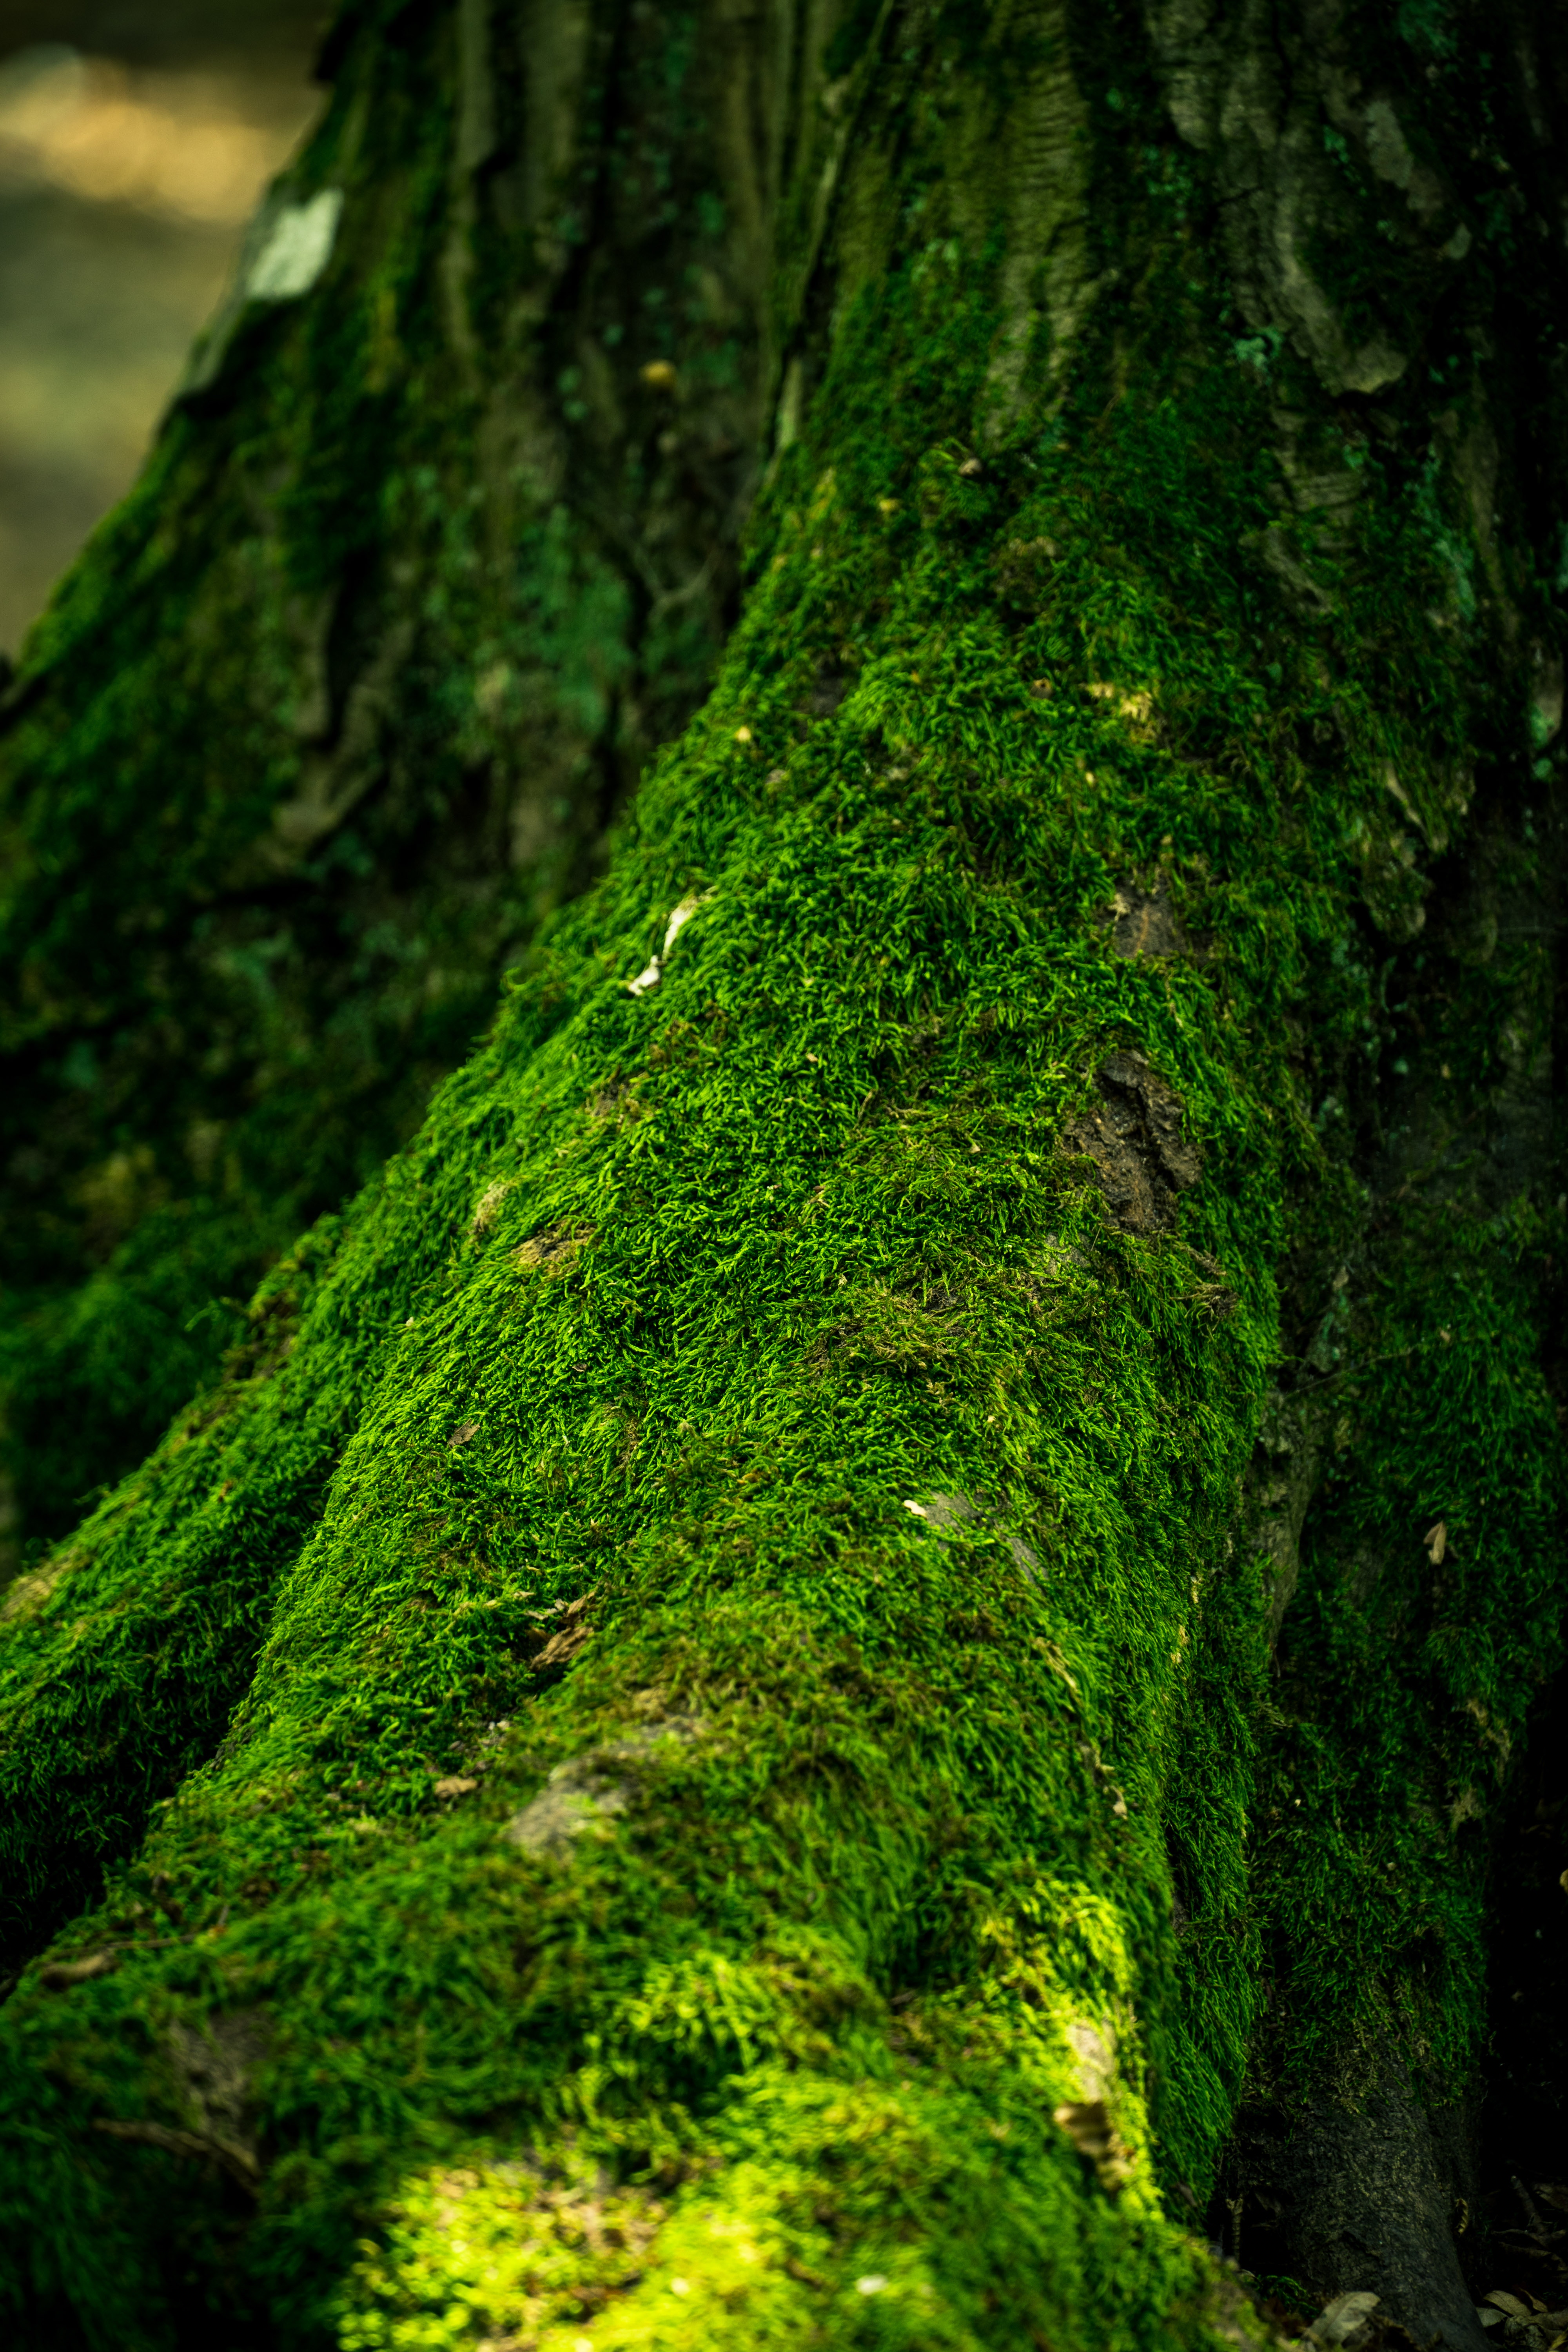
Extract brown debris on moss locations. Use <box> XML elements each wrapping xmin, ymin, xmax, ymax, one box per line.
<box><xmin>1065</xmin><ymin>1052</ymin><xmax>1203</xmax><ymax>1235</ymax></box>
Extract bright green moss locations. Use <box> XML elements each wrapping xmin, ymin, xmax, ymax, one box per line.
<box><xmin>0</xmin><ymin>0</ymin><xmax>769</xmax><ymax>1565</ymax></box>
<box><xmin>0</xmin><ymin>5</ymin><xmax>1559</xmax><ymax>2345</ymax></box>
<box><xmin>0</xmin><ymin>333</ymin><xmax>1428</xmax><ymax>2340</ymax></box>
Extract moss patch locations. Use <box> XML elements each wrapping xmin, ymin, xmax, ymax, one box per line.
<box><xmin>0</xmin><ymin>4</ymin><xmax>1562</xmax><ymax>2345</ymax></box>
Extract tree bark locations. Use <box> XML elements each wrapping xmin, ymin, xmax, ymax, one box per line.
<box><xmin>0</xmin><ymin>2</ymin><xmax>1564</xmax><ymax>2348</ymax></box>
<box><xmin>0</xmin><ymin>0</ymin><xmax>807</xmax><ymax>1563</ymax></box>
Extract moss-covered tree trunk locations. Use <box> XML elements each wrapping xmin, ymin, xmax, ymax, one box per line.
<box><xmin>1</xmin><ymin>3</ymin><xmax>1564</xmax><ymax>2348</ymax></box>
<box><xmin>0</xmin><ymin>0</ymin><xmax>808</xmax><ymax>1561</ymax></box>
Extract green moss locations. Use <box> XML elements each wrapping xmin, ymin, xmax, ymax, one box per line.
<box><xmin>0</xmin><ymin>4</ymin><xmax>1557</xmax><ymax>2344</ymax></box>
<box><xmin>1252</xmin><ymin>1197</ymin><xmax>1568</xmax><ymax>2103</ymax></box>
<box><xmin>0</xmin><ymin>0</ymin><xmax>773</xmax><ymax>1565</ymax></box>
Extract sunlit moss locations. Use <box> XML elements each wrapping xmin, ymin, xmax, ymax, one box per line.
<box><xmin>0</xmin><ymin>5</ymin><xmax>1559</xmax><ymax>2347</ymax></box>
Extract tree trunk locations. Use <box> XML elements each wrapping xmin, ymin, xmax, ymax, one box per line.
<box><xmin>0</xmin><ymin>0</ymin><xmax>801</xmax><ymax>1562</ymax></box>
<box><xmin>0</xmin><ymin>3</ymin><xmax>1564</xmax><ymax>2348</ymax></box>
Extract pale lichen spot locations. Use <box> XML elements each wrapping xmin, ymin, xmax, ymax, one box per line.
<box><xmin>1085</xmin><ymin>679</ymin><xmax>1157</xmax><ymax>737</ymax></box>
<box><xmin>902</xmin><ymin>1491</ymin><xmax>1041</xmax><ymax>1579</ymax></box>
<box><xmin>474</xmin><ymin>661</ymin><xmax>513</xmax><ymax>720</ymax></box>
<box><xmin>1067</xmin><ymin>2018</ymin><xmax>1117</xmax><ymax>2102</ymax></box>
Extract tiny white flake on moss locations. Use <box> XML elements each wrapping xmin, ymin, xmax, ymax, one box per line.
<box><xmin>626</xmin><ymin>892</ymin><xmax>713</xmax><ymax>995</ymax></box>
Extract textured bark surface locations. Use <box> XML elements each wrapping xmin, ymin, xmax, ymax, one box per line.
<box><xmin>1147</xmin><ymin>7</ymin><xmax>1568</xmax><ymax>2342</ymax></box>
<box><xmin>1229</xmin><ymin>2052</ymin><xmax>1486</xmax><ymax>2352</ymax></box>
<box><xmin>0</xmin><ymin>3</ymin><xmax>1564</xmax><ymax>2348</ymax></box>
<box><xmin>0</xmin><ymin>0</ymin><xmax>823</xmax><ymax>1563</ymax></box>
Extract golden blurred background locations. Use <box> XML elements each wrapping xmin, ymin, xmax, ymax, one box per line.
<box><xmin>0</xmin><ymin>0</ymin><xmax>324</xmax><ymax>657</ymax></box>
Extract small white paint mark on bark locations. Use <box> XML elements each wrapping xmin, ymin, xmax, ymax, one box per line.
<box><xmin>247</xmin><ymin>188</ymin><xmax>343</xmax><ymax>301</ymax></box>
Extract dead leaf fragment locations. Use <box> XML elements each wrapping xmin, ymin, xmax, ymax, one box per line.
<box><xmin>1426</xmin><ymin>1520</ymin><xmax>1447</xmax><ymax>1564</ymax></box>
<box><xmin>449</xmin><ymin>1419</ymin><xmax>479</xmax><ymax>1450</ymax></box>
<box><xmin>532</xmin><ymin>1588</ymin><xmax>597</xmax><ymax>1671</ymax></box>
<box><xmin>40</xmin><ymin>1951</ymin><xmax>117</xmax><ymax>1989</ymax></box>
<box><xmin>433</xmin><ymin>1776</ymin><xmax>478</xmax><ymax>1799</ymax></box>
<box><xmin>535</xmin><ymin>1621</ymin><xmax>591</xmax><ymax>1669</ymax></box>
<box><xmin>626</xmin><ymin>891</ymin><xmax>714</xmax><ymax>996</ymax></box>
<box><xmin>1306</xmin><ymin>2290</ymin><xmax>1380</xmax><ymax>2347</ymax></box>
